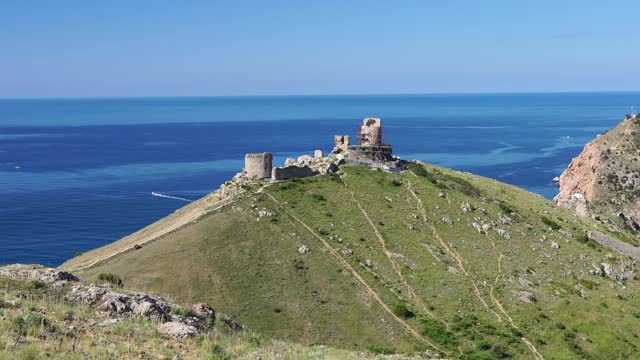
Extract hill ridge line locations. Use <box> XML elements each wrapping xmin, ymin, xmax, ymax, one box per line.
<box><xmin>68</xmin><ymin>190</ymin><xmax>250</xmax><ymax>272</ymax></box>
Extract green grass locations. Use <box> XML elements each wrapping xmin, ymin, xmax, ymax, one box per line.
<box><xmin>392</xmin><ymin>303</ymin><xmax>415</xmax><ymax>319</ymax></box>
<box><xmin>96</xmin><ymin>272</ymin><xmax>122</xmax><ymax>287</ymax></box>
<box><xmin>541</xmin><ymin>216</ymin><xmax>562</xmax><ymax>230</ymax></box>
<box><xmin>0</xmin><ymin>276</ymin><xmax>417</xmax><ymax>360</ymax></box>
<box><xmin>69</xmin><ymin>161</ymin><xmax>640</xmax><ymax>358</ymax></box>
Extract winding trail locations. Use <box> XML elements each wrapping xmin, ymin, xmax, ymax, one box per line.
<box><xmin>485</xmin><ymin>233</ymin><xmax>504</xmax><ymax>283</ymax></box>
<box><xmin>342</xmin><ymin>180</ymin><xmax>438</xmax><ymax>321</ymax></box>
<box><xmin>404</xmin><ymin>175</ymin><xmax>544</xmax><ymax>360</ymax></box>
<box><xmin>404</xmin><ymin>177</ymin><xmax>501</xmax><ymax>321</ymax></box>
<box><xmin>263</xmin><ymin>191</ymin><xmax>444</xmax><ymax>353</ymax></box>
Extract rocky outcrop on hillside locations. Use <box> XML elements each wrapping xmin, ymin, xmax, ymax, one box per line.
<box><xmin>0</xmin><ymin>264</ymin><xmax>80</xmax><ymax>287</ymax></box>
<box><xmin>0</xmin><ymin>264</ymin><xmax>224</xmax><ymax>340</ymax></box>
<box><xmin>554</xmin><ymin>116</ymin><xmax>640</xmax><ymax>228</ymax></box>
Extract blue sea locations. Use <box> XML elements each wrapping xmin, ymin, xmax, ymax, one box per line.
<box><xmin>1</xmin><ymin>93</ymin><xmax>638</xmax><ymax>266</ymax></box>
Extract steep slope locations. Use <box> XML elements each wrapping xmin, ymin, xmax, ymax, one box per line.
<box><xmin>64</xmin><ymin>162</ymin><xmax>640</xmax><ymax>359</ymax></box>
<box><xmin>555</xmin><ymin>116</ymin><xmax>640</xmax><ymax>232</ymax></box>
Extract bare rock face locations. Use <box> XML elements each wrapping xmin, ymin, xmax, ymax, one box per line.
<box><xmin>554</xmin><ymin>140</ymin><xmax>601</xmax><ymax>204</ymax></box>
<box><xmin>554</xmin><ymin>117</ymin><xmax>640</xmax><ymax>227</ymax></box>
<box><xmin>157</xmin><ymin>322</ymin><xmax>198</xmax><ymax>339</ymax></box>
<box><xmin>191</xmin><ymin>303</ymin><xmax>216</xmax><ymax>324</ymax></box>
<box><xmin>0</xmin><ymin>264</ymin><xmax>80</xmax><ymax>287</ymax></box>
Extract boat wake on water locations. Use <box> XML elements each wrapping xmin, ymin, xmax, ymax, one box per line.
<box><xmin>151</xmin><ymin>192</ymin><xmax>192</xmax><ymax>202</ymax></box>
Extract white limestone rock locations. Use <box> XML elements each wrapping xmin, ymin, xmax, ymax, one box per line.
<box><xmin>158</xmin><ymin>322</ymin><xmax>198</xmax><ymax>339</ymax></box>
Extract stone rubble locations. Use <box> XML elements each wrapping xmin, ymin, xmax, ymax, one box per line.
<box><xmin>0</xmin><ymin>265</ymin><xmax>233</xmax><ymax>340</ymax></box>
<box><xmin>498</xmin><ymin>213</ymin><xmax>512</xmax><ymax>225</ymax></box>
<box><xmin>460</xmin><ymin>202</ymin><xmax>472</xmax><ymax>213</ymax></box>
<box><xmin>0</xmin><ymin>264</ymin><xmax>80</xmax><ymax>287</ymax></box>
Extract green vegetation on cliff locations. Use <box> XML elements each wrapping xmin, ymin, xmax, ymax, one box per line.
<box><xmin>63</xmin><ymin>162</ymin><xmax>640</xmax><ymax>359</ymax></box>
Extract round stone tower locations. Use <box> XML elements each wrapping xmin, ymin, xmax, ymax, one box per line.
<box><xmin>244</xmin><ymin>152</ymin><xmax>273</xmax><ymax>180</ymax></box>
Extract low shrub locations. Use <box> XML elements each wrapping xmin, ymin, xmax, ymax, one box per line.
<box><xmin>392</xmin><ymin>303</ymin><xmax>415</xmax><ymax>319</ymax></box>
<box><xmin>291</xmin><ymin>259</ymin><xmax>305</xmax><ymax>270</ymax></box>
<box><xmin>541</xmin><ymin>216</ymin><xmax>561</xmax><ymax>230</ymax></box>
<box><xmin>97</xmin><ymin>273</ymin><xmax>123</xmax><ymax>287</ymax></box>
<box><xmin>498</xmin><ymin>202</ymin><xmax>515</xmax><ymax>215</ymax></box>
<box><xmin>169</xmin><ymin>307</ymin><xmax>191</xmax><ymax>317</ymax></box>
<box><xmin>12</xmin><ymin>314</ymin><xmax>49</xmax><ymax>336</ymax></box>
<box><xmin>575</xmin><ymin>233</ymin><xmax>589</xmax><ymax>244</ymax></box>
<box><xmin>310</xmin><ymin>193</ymin><xmax>326</xmax><ymax>202</ymax></box>
<box><xmin>476</xmin><ymin>339</ymin><xmax>492</xmax><ymax>350</ymax></box>
<box><xmin>421</xmin><ymin>319</ymin><xmax>455</xmax><ymax>346</ymax></box>
<box><xmin>26</xmin><ymin>279</ymin><xmax>44</xmax><ymax>289</ymax></box>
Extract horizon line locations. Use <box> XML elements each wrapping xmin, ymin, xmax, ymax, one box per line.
<box><xmin>1</xmin><ymin>89</ymin><xmax>640</xmax><ymax>101</ymax></box>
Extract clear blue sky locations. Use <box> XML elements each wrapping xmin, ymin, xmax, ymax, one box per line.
<box><xmin>1</xmin><ymin>0</ymin><xmax>639</xmax><ymax>98</ymax></box>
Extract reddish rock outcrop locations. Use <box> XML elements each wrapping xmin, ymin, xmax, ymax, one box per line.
<box><xmin>554</xmin><ymin>117</ymin><xmax>640</xmax><ymax>226</ymax></box>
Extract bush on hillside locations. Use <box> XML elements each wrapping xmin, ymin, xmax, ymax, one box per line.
<box><xmin>97</xmin><ymin>273</ymin><xmax>122</xmax><ymax>287</ymax></box>
<box><xmin>541</xmin><ymin>216</ymin><xmax>561</xmax><ymax>230</ymax></box>
<box><xmin>421</xmin><ymin>319</ymin><xmax>456</xmax><ymax>346</ymax></box>
<box><xmin>392</xmin><ymin>303</ymin><xmax>415</xmax><ymax>319</ymax></box>
<box><xmin>498</xmin><ymin>202</ymin><xmax>516</xmax><ymax>215</ymax></box>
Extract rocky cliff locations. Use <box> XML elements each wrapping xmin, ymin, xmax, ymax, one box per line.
<box><xmin>555</xmin><ymin>116</ymin><xmax>640</xmax><ymax>229</ymax></box>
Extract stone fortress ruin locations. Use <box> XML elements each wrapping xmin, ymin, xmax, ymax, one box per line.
<box><xmin>346</xmin><ymin>118</ymin><xmax>395</xmax><ymax>164</ymax></box>
<box><xmin>243</xmin><ymin>152</ymin><xmax>273</xmax><ymax>180</ymax></box>
<box><xmin>229</xmin><ymin>118</ymin><xmax>401</xmax><ymax>191</ymax></box>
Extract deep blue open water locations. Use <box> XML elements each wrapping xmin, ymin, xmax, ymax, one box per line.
<box><xmin>1</xmin><ymin>93</ymin><xmax>638</xmax><ymax>266</ymax></box>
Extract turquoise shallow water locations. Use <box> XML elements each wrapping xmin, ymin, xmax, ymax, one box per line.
<box><xmin>0</xmin><ymin>92</ymin><xmax>638</xmax><ymax>266</ymax></box>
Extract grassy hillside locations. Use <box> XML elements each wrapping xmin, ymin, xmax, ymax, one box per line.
<box><xmin>65</xmin><ymin>162</ymin><xmax>640</xmax><ymax>359</ymax></box>
<box><xmin>0</xmin><ymin>275</ymin><xmax>423</xmax><ymax>359</ymax></box>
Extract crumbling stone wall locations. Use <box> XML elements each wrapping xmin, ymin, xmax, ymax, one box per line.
<box><xmin>333</xmin><ymin>135</ymin><xmax>350</xmax><ymax>154</ymax></box>
<box><xmin>244</xmin><ymin>153</ymin><xmax>273</xmax><ymax>179</ymax></box>
<box><xmin>272</xmin><ymin>165</ymin><xmax>317</xmax><ymax>181</ymax></box>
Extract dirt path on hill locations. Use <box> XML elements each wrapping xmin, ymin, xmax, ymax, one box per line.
<box><xmin>68</xmin><ymin>190</ymin><xmax>248</xmax><ymax>272</ymax></box>
<box><xmin>484</xmin><ymin>234</ymin><xmax>543</xmax><ymax>359</ymax></box>
<box><xmin>404</xmin><ymin>177</ymin><xmax>501</xmax><ymax>320</ymax></box>
<box><xmin>405</xmin><ymin>175</ymin><xmax>544</xmax><ymax>360</ymax></box>
<box><xmin>485</xmin><ymin>233</ymin><xmax>504</xmax><ymax>283</ymax></box>
<box><xmin>263</xmin><ymin>191</ymin><xmax>444</xmax><ymax>354</ymax></box>
<box><xmin>484</xmin><ymin>233</ymin><xmax>519</xmax><ymax>328</ymax></box>
<box><xmin>341</xmin><ymin>180</ymin><xmax>439</xmax><ymax>322</ymax></box>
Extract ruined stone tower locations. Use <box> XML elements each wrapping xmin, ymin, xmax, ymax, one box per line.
<box><xmin>333</xmin><ymin>135</ymin><xmax>350</xmax><ymax>153</ymax></box>
<box><xmin>244</xmin><ymin>152</ymin><xmax>273</xmax><ymax>179</ymax></box>
<box><xmin>359</xmin><ymin>118</ymin><xmax>382</xmax><ymax>146</ymax></box>
<box><xmin>348</xmin><ymin>118</ymin><xmax>394</xmax><ymax>163</ymax></box>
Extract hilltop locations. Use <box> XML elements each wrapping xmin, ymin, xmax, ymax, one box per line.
<box><xmin>60</xmin><ymin>160</ymin><xmax>640</xmax><ymax>359</ymax></box>
<box><xmin>555</xmin><ymin>115</ymin><xmax>640</xmax><ymax>235</ymax></box>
